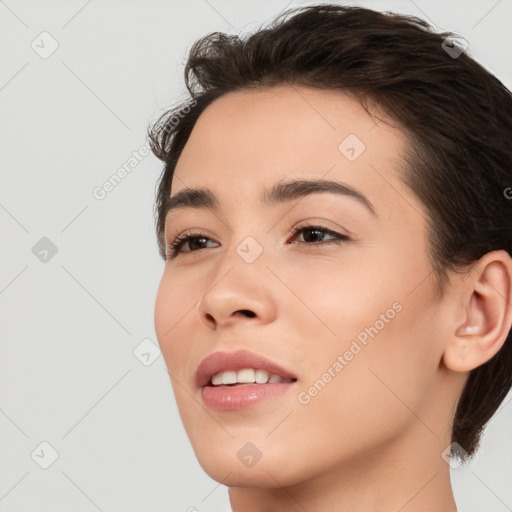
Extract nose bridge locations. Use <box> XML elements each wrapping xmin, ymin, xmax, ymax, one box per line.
<box><xmin>207</xmin><ymin>229</ymin><xmax>268</xmax><ymax>297</ymax></box>
<box><xmin>216</xmin><ymin>210</ymin><xmax>270</xmax><ymax>273</ymax></box>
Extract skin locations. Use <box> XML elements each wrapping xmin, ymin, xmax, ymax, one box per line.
<box><xmin>154</xmin><ymin>85</ymin><xmax>512</xmax><ymax>512</ymax></box>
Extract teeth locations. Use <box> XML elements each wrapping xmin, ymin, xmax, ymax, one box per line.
<box><xmin>222</xmin><ymin>371</ymin><xmax>237</xmax><ymax>385</ymax></box>
<box><xmin>209</xmin><ymin>368</ymin><xmax>294</xmax><ymax>386</ymax></box>
<box><xmin>255</xmin><ymin>369</ymin><xmax>269</xmax><ymax>383</ymax></box>
<box><xmin>211</xmin><ymin>372</ymin><xmax>225</xmax><ymax>386</ymax></box>
<box><xmin>237</xmin><ymin>368</ymin><xmax>255</xmax><ymax>383</ymax></box>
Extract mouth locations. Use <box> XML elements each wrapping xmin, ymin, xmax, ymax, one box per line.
<box><xmin>195</xmin><ymin>348</ymin><xmax>298</xmax><ymax>387</ymax></box>
<box><xmin>195</xmin><ymin>349</ymin><xmax>298</xmax><ymax>410</ymax></box>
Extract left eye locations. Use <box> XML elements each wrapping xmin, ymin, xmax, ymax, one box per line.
<box><xmin>291</xmin><ymin>225</ymin><xmax>349</xmax><ymax>245</ymax></box>
<box><xmin>165</xmin><ymin>225</ymin><xmax>349</xmax><ymax>259</ymax></box>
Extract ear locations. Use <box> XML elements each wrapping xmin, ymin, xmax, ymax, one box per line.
<box><xmin>443</xmin><ymin>250</ymin><xmax>512</xmax><ymax>372</ymax></box>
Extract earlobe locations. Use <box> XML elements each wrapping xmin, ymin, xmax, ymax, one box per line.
<box><xmin>443</xmin><ymin>251</ymin><xmax>512</xmax><ymax>373</ymax></box>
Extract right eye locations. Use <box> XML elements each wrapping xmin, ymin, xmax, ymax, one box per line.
<box><xmin>166</xmin><ymin>231</ymin><xmax>218</xmax><ymax>259</ymax></box>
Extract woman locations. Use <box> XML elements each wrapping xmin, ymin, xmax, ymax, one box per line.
<box><xmin>148</xmin><ymin>5</ymin><xmax>512</xmax><ymax>511</ymax></box>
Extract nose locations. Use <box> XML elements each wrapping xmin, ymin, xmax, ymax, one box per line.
<box><xmin>197</xmin><ymin>256</ymin><xmax>277</xmax><ymax>331</ymax></box>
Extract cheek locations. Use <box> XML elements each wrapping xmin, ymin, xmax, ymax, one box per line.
<box><xmin>285</xmin><ymin>293</ymin><xmax>442</xmax><ymax>476</ymax></box>
<box><xmin>285</xmin><ymin>253</ymin><xmax>442</xmax><ymax>432</ymax></box>
<box><xmin>154</xmin><ymin>271</ymin><xmax>202</xmax><ymax>375</ymax></box>
<box><xmin>274</xmin><ymin>252</ymin><xmax>398</xmax><ymax>341</ymax></box>
<box><xmin>154</xmin><ymin>271</ymin><xmax>210</xmax><ymax>435</ymax></box>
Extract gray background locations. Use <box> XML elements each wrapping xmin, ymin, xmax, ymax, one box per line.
<box><xmin>1</xmin><ymin>0</ymin><xmax>511</xmax><ymax>511</ymax></box>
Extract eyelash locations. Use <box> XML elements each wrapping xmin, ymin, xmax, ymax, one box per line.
<box><xmin>165</xmin><ymin>224</ymin><xmax>349</xmax><ymax>260</ymax></box>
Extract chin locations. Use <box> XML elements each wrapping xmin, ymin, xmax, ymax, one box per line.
<box><xmin>188</xmin><ymin>433</ymin><xmax>322</xmax><ymax>489</ymax></box>
<box><xmin>197</xmin><ymin>454</ymin><xmax>302</xmax><ymax>488</ymax></box>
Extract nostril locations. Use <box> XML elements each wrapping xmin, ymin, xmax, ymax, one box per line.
<box><xmin>237</xmin><ymin>309</ymin><xmax>256</xmax><ymax>318</ymax></box>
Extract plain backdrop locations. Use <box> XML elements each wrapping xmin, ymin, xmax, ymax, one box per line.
<box><xmin>1</xmin><ymin>1</ymin><xmax>511</xmax><ymax>511</ymax></box>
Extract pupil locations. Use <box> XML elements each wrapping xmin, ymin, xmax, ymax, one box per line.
<box><xmin>190</xmin><ymin>237</ymin><xmax>206</xmax><ymax>250</ymax></box>
<box><xmin>305</xmin><ymin>228</ymin><xmax>323</xmax><ymax>242</ymax></box>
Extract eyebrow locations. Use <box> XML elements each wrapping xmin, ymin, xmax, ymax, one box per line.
<box><xmin>163</xmin><ymin>178</ymin><xmax>377</xmax><ymax>220</ymax></box>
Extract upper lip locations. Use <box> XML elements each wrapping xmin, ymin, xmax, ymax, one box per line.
<box><xmin>195</xmin><ymin>349</ymin><xmax>298</xmax><ymax>388</ymax></box>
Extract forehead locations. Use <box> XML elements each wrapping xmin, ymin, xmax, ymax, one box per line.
<box><xmin>171</xmin><ymin>85</ymin><xmax>415</xmax><ymax>220</ymax></box>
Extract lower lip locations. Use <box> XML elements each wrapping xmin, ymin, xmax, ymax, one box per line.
<box><xmin>201</xmin><ymin>382</ymin><xmax>296</xmax><ymax>411</ymax></box>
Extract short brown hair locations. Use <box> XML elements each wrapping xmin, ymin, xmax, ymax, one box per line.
<box><xmin>147</xmin><ymin>4</ymin><xmax>512</xmax><ymax>461</ymax></box>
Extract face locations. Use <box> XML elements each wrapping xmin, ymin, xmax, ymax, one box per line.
<box><xmin>154</xmin><ymin>85</ymin><xmax>453</xmax><ymax>488</ymax></box>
